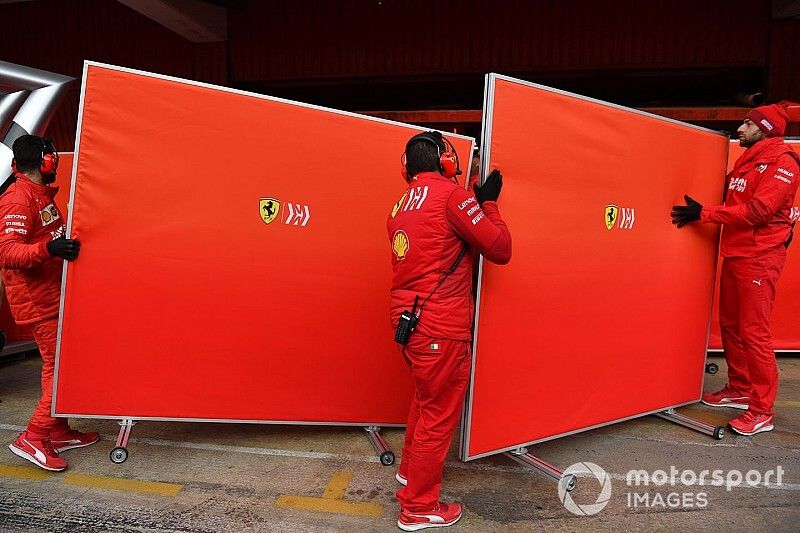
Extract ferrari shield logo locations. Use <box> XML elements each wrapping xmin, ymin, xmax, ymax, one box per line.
<box><xmin>260</xmin><ymin>198</ymin><xmax>281</xmax><ymax>224</ymax></box>
<box><xmin>604</xmin><ymin>204</ymin><xmax>619</xmax><ymax>231</ymax></box>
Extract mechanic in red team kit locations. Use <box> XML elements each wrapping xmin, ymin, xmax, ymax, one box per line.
<box><xmin>387</xmin><ymin>131</ymin><xmax>511</xmax><ymax>530</ymax></box>
<box><xmin>1</xmin><ymin>135</ymin><xmax>98</xmax><ymax>471</ymax></box>
<box><xmin>672</xmin><ymin>102</ymin><xmax>800</xmax><ymax>436</ymax></box>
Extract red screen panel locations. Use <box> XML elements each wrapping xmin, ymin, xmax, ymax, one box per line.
<box><xmin>53</xmin><ymin>63</ymin><xmax>474</xmax><ymax>424</ymax></box>
<box><xmin>462</xmin><ymin>75</ymin><xmax>727</xmax><ymax>460</ymax></box>
<box><xmin>707</xmin><ymin>140</ymin><xmax>800</xmax><ymax>351</ymax></box>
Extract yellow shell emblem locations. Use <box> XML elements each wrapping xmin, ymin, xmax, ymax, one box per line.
<box><xmin>392</xmin><ymin>230</ymin><xmax>409</xmax><ymax>260</ymax></box>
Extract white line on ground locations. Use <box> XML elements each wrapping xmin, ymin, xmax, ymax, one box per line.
<box><xmin>1</xmin><ymin>423</ymin><xmax>797</xmax><ymax>491</ymax></box>
<box><xmin>603</xmin><ymin>433</ymin><xmax>746</xmax><ymax>448</ymax></box>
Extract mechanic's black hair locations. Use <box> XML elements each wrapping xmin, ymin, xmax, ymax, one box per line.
<box><xmin>12</xmin><ymin>135</ymin><xmax>47</xmax><ymax>173</ymax></box>
<box><xmin>405</xmin><ymin>132</ymin><xmax>443</xmax><ymax>178</ymax></box>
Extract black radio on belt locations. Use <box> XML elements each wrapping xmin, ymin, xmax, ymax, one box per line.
<box><xmin>393</xmin><ymin>245</ymin><xmax>468</xmax><ymax>346</ymax></box>
<box><xmin>394</xmin><ymin>296</ymin><xmax>419</xmax><ymax>345</ymax></box>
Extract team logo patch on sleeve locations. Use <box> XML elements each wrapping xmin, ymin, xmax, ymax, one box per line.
<box><xmin>391</xmin><ymin>192</ymin><xmax>407</xmax><ymax>218</ymax></box>
<box><xmin>392</xmin><ymin>230</ymin><xmax>409</xmax><ymax>260</ymax></box>
<box><xmin>40</xmin><ymin>204</ymin><xmax>60</xmax><ymax>226</ymax></box>
<box><xmin>259</xmin><ymin>197</ymin><xmax>281</xmax><ymax>224</ymax></box>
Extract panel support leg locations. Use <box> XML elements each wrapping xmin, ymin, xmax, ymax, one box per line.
<box><xmin>110</xmin><ymin>419</ymin><xmax>136</xmax><ymax>464</ymax></box>
<box><xmin>655</xmin><ymin>408</ymin><xmax>724</xmax><ymax>439</ymax></box>
<box><xmin>505</xmin><ymin>447</ymin><xmax>576</xmax><ymax>492</ymax></box>
<box><xmin>365</xmin><ymin>426</ymin><xmax>395</xmax><ymax>466</ymax></box>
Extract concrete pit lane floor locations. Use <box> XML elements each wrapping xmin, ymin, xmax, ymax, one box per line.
<box><xmin>0</xmin><ymin>353</ymin><xmax>798</xmax><ymax>532</ymax></box>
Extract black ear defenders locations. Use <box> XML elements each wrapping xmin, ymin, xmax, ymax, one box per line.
<box><xmin>39</xmin><ymin>138</ymin><xmax>59</xmax><ymax>175</ymax></box>
<box><xmin>10</xmin><ymin>137</ymin><xmax>59</xmax><ymax>176</ymax></box>
<box><xmin>401</xmin><ymin>131</ymin><xmax>461</xmax><ymax>181</ymax></box>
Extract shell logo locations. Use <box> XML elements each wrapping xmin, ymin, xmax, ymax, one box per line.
<box><xmin>392</xmin><ymin>230</ymin><xmax>409</xmax><ymax>260</ymax></box>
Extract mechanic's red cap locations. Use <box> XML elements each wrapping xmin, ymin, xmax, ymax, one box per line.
<box><xmin>747</xmin><ymin>101</ymin><xmax>800</xmax><ymax>137</ymax></box>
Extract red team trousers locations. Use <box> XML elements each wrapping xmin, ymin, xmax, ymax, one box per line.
<box><xmin>26</xmin><ymin>317</ymin><xmax>64</xmax><ymax>436</ymax></box>
<box><xmin>396</xmin><ymin>335</ymin><xmax>471</xmax><ymax>512</ymax></box>
<box><xmin>719</xmin><ymin>247</ymin><xmax>786</xmax><ymax>416</ymax></box>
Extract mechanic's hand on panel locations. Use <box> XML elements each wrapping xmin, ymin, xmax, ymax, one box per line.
<box><xmin>671</xmin><ymin>195</ymin><xmax>702</xmax><ymax>228</ymax></box>
<box><xmin>473</xmin><ymin>169</ymin><xmax>503</xmax><ymax>205</ymax></box>
<box><xmin>47</xmin><ymin>236</ymin><xmax>81</xmax><ymax>261</ymax></box>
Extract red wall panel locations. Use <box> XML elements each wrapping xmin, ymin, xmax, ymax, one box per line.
<box><xmin>53</xmin><ymin>63</ymin><xmax>474</xmax><ymax>424</ymax></box>
<box><xmin>461</xmin><ymin>75</ymin><xmax>727</xmax><ymax>459</ymax></box>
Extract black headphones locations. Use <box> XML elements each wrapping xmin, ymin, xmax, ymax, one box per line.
<box><xmin>401</xmin><ymin>131</ymin><xmax>461</xmax><ymax>181</ymax></box>
<box><xmin>39</xmin><ymin>138</ymin><xmax>59</xmax><ymax>175</ymax></box>
<box><xmin>11</xmin><ymin>137</ymin><xmax>58</xmax><ymax>176</ymax></box>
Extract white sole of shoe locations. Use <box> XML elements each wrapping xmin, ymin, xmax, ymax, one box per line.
<box><xmin>397</xmin><ymin>512</ymin><xmax>462</xmax><ymax>531</ymax></box>
<box><xmin>54</xmin><ymin>437</ymin><xmax>101</xmax><ymax>453</ymax></box>
<box><xmin>729</xmin><ymin>424</ymin><xmax>774</xmax><ymax>436</ymax></box>
<box><xmin>7</xmin><ymin>443</ymin><xmax>66</xmax><ymax>472</ymax></box>
<box><xmin>396</xmin><ymin>473</ymin><xmax>407</xmax><ymax>486</ymax></box>
<box><xmin>701</xmin><ymin>399</ymin><xmax>749</xmax><ymax>410</ymax></box>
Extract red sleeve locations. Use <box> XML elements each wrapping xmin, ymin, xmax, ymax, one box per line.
<box><xmin>701</xmin><ymin>154</ymin><xmax>799</xmax><ymax>227</ymax></box>
<box><xmin>0</xmin><ymin>200</ymin><xmax>50</xmax><ymax>269</ymax></box>
<box><xmin>445</xmin><ymin>187</ymin><xmax>511</xmax><ymax>264</ymax></box>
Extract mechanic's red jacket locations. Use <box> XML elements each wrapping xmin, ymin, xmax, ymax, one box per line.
<box><xmin>702</xmin><ymin>138</ymin><xmax>800</xmax><ymax>257</ymax></box>
<box><xmin>387</xmin><ymin>171</ymin><xmax>511</xmax><ymax>341</ymax></box>
<box><xmin>0</xmin><ymin>173</ymin><xmax>65</xmax><ymax>324</ymax></box>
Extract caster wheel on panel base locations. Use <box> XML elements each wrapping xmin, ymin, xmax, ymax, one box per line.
<box><xmin>561</xmin><ymin>474</ymin><xmax>577</xmax><ymax>493</ymax></box>
<box><xmin>380</xmin><ymin>451</ymin><xmax>395</xmax><ymax>466</ymax></box>
<box><xmin>110</xmin><ymin>446</ymin><xmax>128</xmax><ymax>464</ymax></box>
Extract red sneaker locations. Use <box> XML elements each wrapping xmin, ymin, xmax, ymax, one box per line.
<box><xmin>8</xmin><ymin>433</ymin><xmax>67</xmax><ymax>472</ymax></box>
<box><xmin>50</xmin><ymin>429</ymin><xmax>100</xmax><ymax>453</ymax></box>
<box><xmin>729</xmin><ymin>411</ymin><xmax>774</xmax><ymax>436</ymax></box>
<box><xmin>398</xmin><ymin>501</ymin><xmax>463</xmax><ymax>531</ymax></box>
<box><xmin>701</xmin><ymin>386</ymin><xmax>749</xmax><ymax>409</ymax></box>
<box><xmin>396</xmin><ymin>472</ymin><xmax>408</xmax><ymax>486</ymax></box>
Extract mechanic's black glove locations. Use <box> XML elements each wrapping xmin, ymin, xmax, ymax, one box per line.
<box><xmin>671</xmin><ymin>195</ymin><xmax>703</xmax><ymax>228</ymax></box>
<box><xmin>47</xmin><ymin>236</ymin><xmax>81</xmax><ymax>261</ymax></box>
<box><xmin>473</xmin><ymin>169</ymin><xmax>503</xmax><ymax>205</ymax></box>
